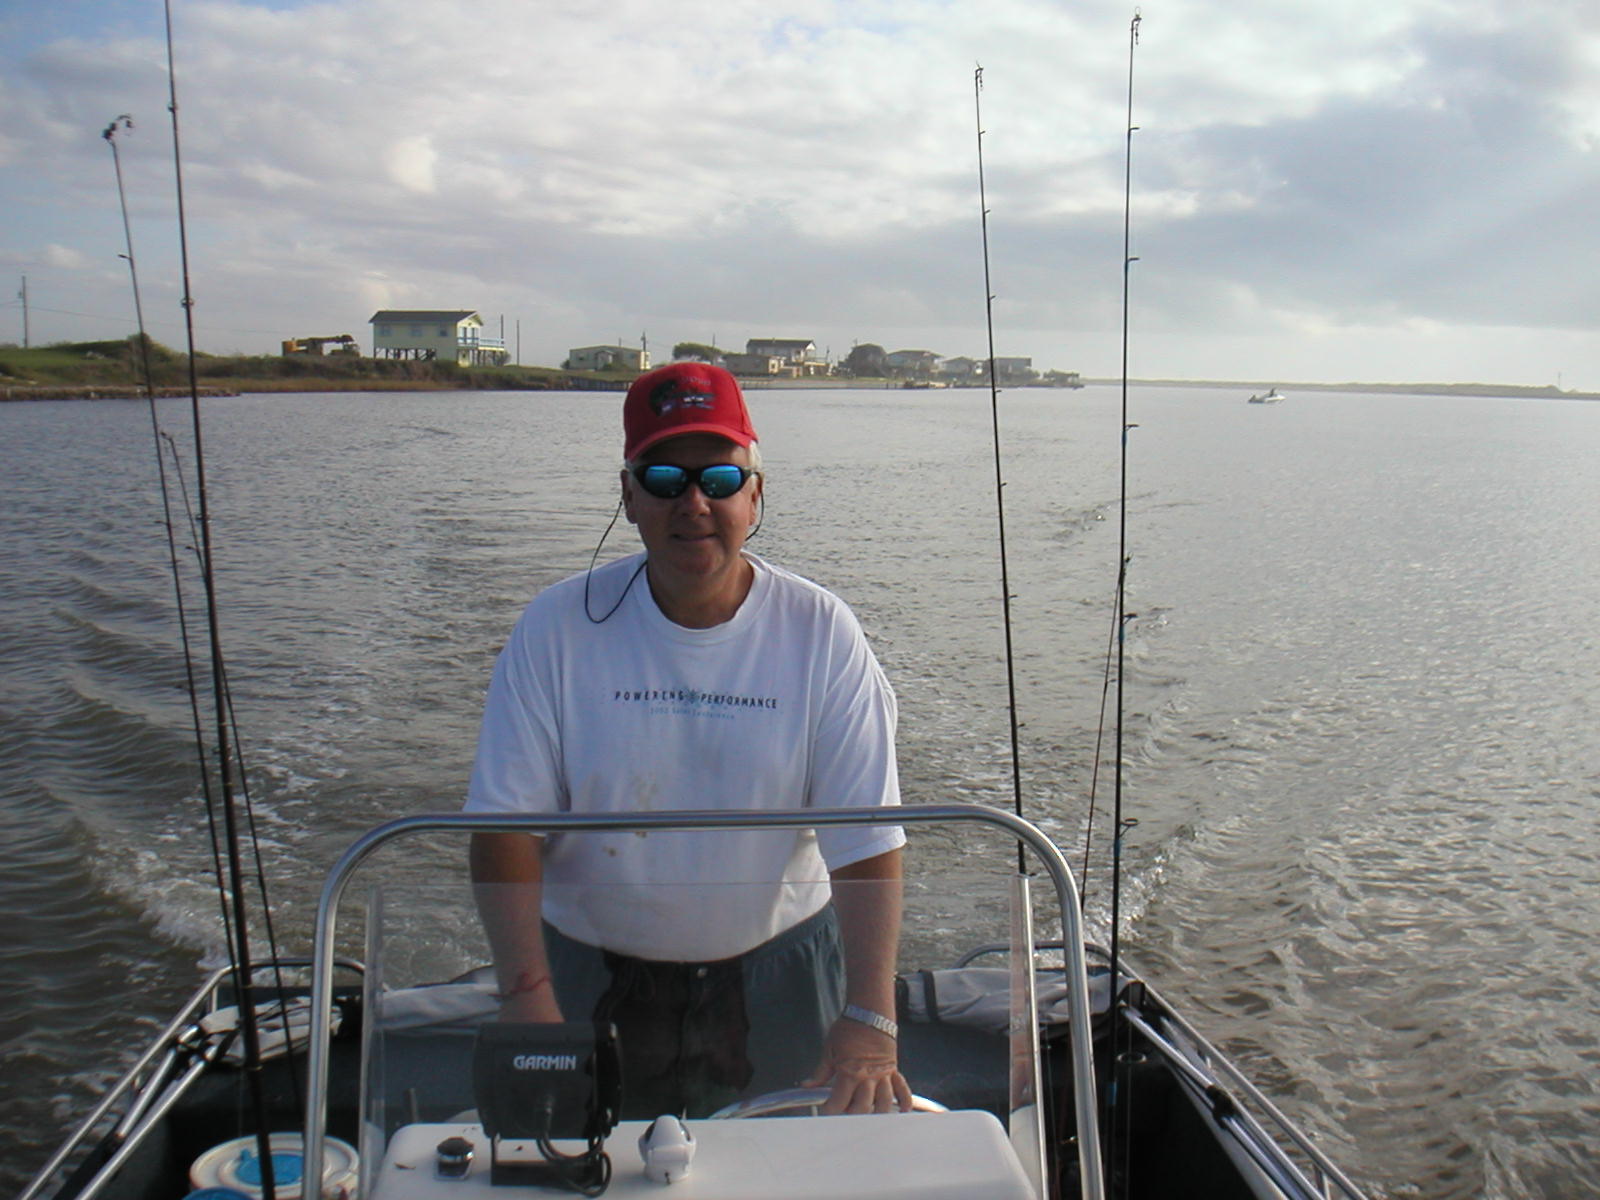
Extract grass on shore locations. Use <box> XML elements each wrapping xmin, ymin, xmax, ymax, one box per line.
<box><xmin>0</xmin><ymin>336</ymin><xmax>631</xmax><ymax>395</ymax></box>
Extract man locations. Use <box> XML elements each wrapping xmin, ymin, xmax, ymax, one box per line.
<box><xmin>466</xmin><ymin>361</ymin><xmax>910</xmax><ymax>1118</ymax></box>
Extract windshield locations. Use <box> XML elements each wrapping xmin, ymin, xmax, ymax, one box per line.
<box><xmin>353</xmin><ymin>835</ymin><xmax>1056</xmax><ymax>1199</ymax></box>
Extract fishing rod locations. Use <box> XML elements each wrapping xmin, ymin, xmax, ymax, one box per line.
<box><xmin>1109</xmin><ymin>6</ymin><xmax>1140</xmax><ymax>1003</ymax></box>
<box><xmin>102</xmin><ymin>117</ymin><xmax>158</xmax><ymax>402</ymax></box>
<box><xmin>105</xmin><ymin>109</ymin><xmax>242</xmax><ymax>979</ymax></box>
<box><xmin>160</xmin><ymin>2</ymin><xmax>278</xmax><ymax>1192</ymax></box>
<box><xmin>972</xmin><ymin>65</ymin><xmax>1028</xmax><ymax>874</ymax></box>
<box><xmin>1106</xmin><ymin>9</ymin><xmax>1142</xmax><ymax>1184</ymax></box>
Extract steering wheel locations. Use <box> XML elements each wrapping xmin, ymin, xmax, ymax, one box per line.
<box><xmin>709</xmin><ymin>1086</ymin><xmax>949</xmax><ymax>1119</ymax></box>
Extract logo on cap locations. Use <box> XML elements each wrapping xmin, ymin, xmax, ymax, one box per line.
<box><xmin>650</xmin><ymin>380</ymin><xmax>715</xmax><ymax>417</ymax></box>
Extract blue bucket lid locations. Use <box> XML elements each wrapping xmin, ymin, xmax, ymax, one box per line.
<box><xmin>234</xmin><ymin>1152</ymin><xmax>306</xmax><ymax>1188</ymax></box>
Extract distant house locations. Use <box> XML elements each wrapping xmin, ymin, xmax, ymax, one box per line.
<box><xmin>885</xmin><ymin>349</ymin><xmax>940</xmax><ymax>378</ymax></box>
<box><xmin>745</xmin><ymin>338</ymin><xmax>816</xmax><ymax>364</ymax></box>
<box><xmin>1042</xmin><ymin>369</ymin><xmax>1084</xmax><ymax>388</ymax></box>
<box><xmin>369</xmin><ymin>310</ymin><xmax>508</xmax><ymax>366</ymax></box>
<box><xmin>988</xmin><ymin>356</ymin><xmax>1036</xmax><ymax>383</ymax></box>
<box><xmin>567</xmin><ymin>345</ymin><xmax>650</xmax><ymax>372</ymax></box>
<box><xmin>935</xmin><ymin>356</ymin><xmax>983</xmax><ymax>381</ymax></box>
<box><xmin>723</xmin><ymin>352</ymin><xmax>784</xmax><ymax>377</ymax></box>
<box><xmin>744</xmin><ymin>337</ymin><xmax>829</xmax><ymax>376</ymax></box>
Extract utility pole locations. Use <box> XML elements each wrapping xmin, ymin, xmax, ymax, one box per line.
<box><xmin>516</xmin><ymin>319</ymin><xmax>521</xmax><ymax>366</ymax></box>
<box><xmin>18</xmin><ymin>275</ymin><xmax>28</xmax><ymax>348</ymax></box>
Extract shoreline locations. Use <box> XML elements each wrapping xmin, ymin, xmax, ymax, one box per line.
<box><xmin>5</xmin><ymin>377</ymin><xmax>1595</xmax><ymax>403</ymax></box>
<box><xmin>1080</xmin><ymin>377</ymin><xmax>1600</xmax><ymax>401</ymax></box>
<box><xmin>1</xmin><ymin>384</ymin><xmax>243</xmax><ymax>402</ymax></box>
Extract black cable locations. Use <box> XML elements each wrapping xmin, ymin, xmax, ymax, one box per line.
<box><xmin>583</xmin><ymin>500</ymin><xmax>647</xmax><ymax>624</ymax></box>
<box><xmin>531</xmin><ymin>1135</ymin><xmax>612</xmax><ymax>1196</ymax></box>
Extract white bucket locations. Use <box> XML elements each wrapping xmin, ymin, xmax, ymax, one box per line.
<box><xmin>189</xmin><ymin>1134</ymin><xmax>359</xmax><ymax>1200</ymax></box>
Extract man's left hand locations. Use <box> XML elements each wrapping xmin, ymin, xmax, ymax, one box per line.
<box><xmin>802</xmin><ymin>1017</ymin><xmax>913</xmax><ymax>1114</ymax></box>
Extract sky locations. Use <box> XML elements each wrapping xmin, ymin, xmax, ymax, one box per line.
<box><xmin>2</xmin><ymin>0</ymin><xmax>1598</xmax><ymax>388</ymax></box>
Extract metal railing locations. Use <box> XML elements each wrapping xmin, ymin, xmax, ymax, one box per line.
<box><xmin>1119</xmin><ymin>1002</ymin><xmax>1367</xmax><ymax>1200</ymax></box>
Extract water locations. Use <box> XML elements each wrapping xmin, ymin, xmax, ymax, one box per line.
<box><xmin>2</xmin><ymin>386</ymin><xmax>1597</xmax><ymax>1198</ymax></box>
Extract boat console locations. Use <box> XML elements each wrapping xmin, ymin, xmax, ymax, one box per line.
<box><xmin>369</xmin><ymin>1113</ymin><xmax>1034</xmax><ymax>1199</ymax></box>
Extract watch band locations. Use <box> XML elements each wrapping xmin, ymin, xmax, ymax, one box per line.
<box><xmin>842</xmin><ymin>1003</ymin><xmax>899</xmax><ymax>1040</ymax></box>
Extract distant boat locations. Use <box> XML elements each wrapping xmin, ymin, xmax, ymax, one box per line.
<box><xmin>1247</xmin><ymin>387</ymin><xmax>1285</xmax><ymax>404</ymax></box>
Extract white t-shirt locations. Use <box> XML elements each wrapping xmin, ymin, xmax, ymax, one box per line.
<box><xmin>466</xmin><ymin>552</ymin><xmax>904</xmax><ymax>961</ymax></box>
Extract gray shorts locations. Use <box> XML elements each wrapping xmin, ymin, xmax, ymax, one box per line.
<box><xmin>543</xmin><ymin>905</ymin><xmax>845</xmax><ymax>1117</ymax></box>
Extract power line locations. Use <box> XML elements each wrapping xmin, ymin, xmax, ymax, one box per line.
<box><xmin>0</xmin><ymin>299</ymin><xmax>307</xmax><ymax>341</ymax></box>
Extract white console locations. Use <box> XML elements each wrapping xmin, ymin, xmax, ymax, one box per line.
<box><xmin>370</xmin><ymin>1113</ymin><xmax>1034</xmax><ymax>1200</ymax></box>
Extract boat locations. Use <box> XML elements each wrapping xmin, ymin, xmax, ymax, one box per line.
<box><xmin>1246</xmin><ymin>388</ymin><xmax>1285</xmax><ymax>404</ymax></box>
<box><xmin>24</xmin><ymin>12</ymin><xmax>1366</xmax><ymax>1200</ymax></box>
<box><xmin>24</xmin><ymin>805</ymin><xmax>1367</xmax><ymax>1200</ymax></box>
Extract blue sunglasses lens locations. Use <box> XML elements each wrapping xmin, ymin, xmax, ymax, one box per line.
<box><xmin>636</xmin><ymin>464</ymin><xmax>750</xmax><ymax>500</ymax></box>
<box><xmin>637</xmin><ymin>465</ymin><xmax>689</xmax><ymax>498</ymax></box>
<box><xmin>696</xmin><ymin>465</ymin><xmax>749</xmax><ymax>498</ymax></box>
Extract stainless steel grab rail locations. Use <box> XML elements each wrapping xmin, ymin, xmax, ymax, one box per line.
<box><xmin>20</xmin><ymin>956</ymin><xmax>363</xmax><ymax>1200</ymax></box>
<box><xmin>300</xmin><ymin>805</ymin><xmax>1105</xmax><ymax>1200</ymax></box>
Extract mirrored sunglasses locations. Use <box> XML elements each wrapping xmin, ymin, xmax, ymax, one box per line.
<box><xmin>632</xmin><ymin>463</ymin><xmax>755</xmax><ymax>500</ymax></box>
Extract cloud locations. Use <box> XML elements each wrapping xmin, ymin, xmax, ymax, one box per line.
<box><xmin>385</xmin><ymin>136</ymin><xmax>438</xmax><ymax>195</ymax></box>
<box><xmin>1128</xmin><ymin>16</ymin><xmax>1600</xmax><ymax>336</ymax></box>
<box><xmin>42</xmin><ymin>242</ymin><xmax>91</xmax><ymax>269</ymax></box>
<box><xmin>1</xmin><ymin>0</ymin><xmax>1597</xmax><ymax>384</ymax></box>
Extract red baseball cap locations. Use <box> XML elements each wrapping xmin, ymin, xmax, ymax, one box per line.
<box><xmin>623</xmin><ymin>362</ymin><xmax>757</xmax><ymax>460</ymax></box>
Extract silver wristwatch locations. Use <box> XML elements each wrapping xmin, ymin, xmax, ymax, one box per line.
<box><xmin>841</xmin><ymin>1003</ymin><xmax>899</xmax><ymax>1039</ymax></box>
